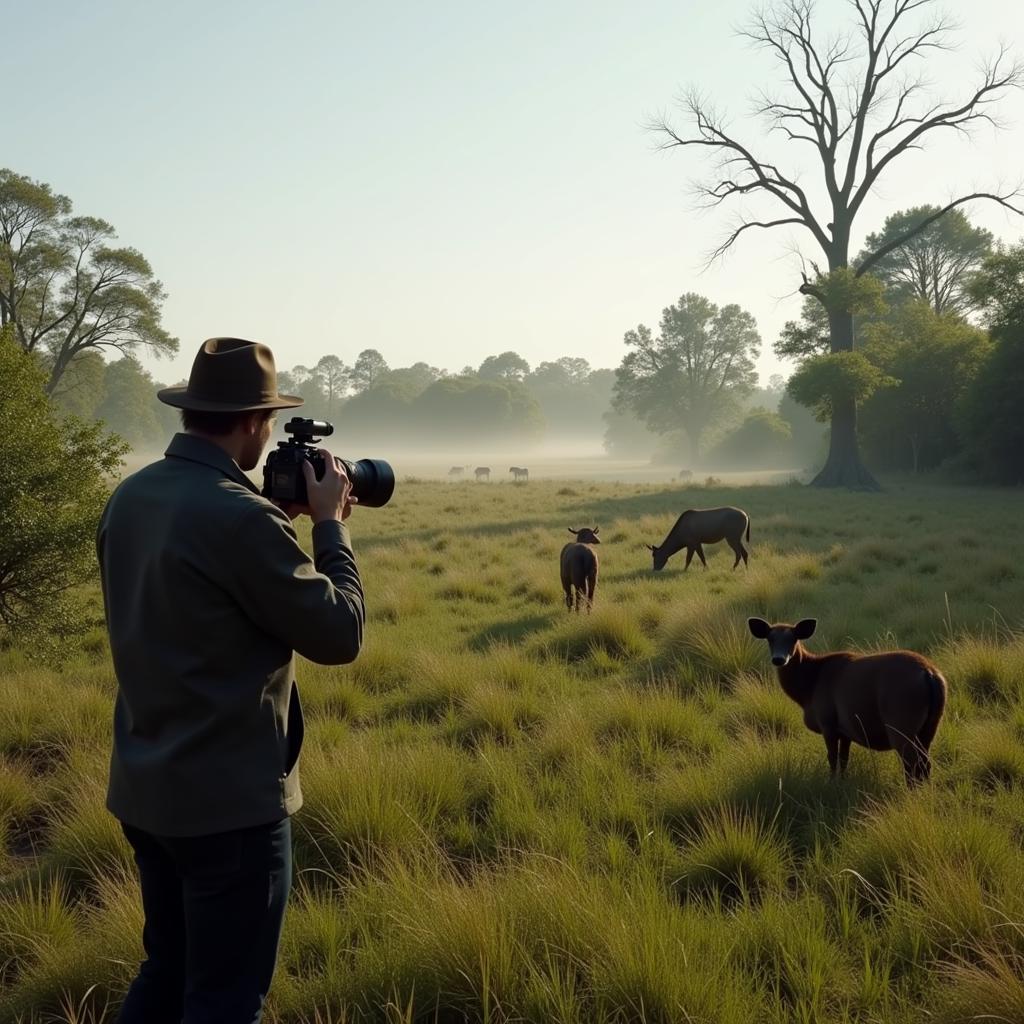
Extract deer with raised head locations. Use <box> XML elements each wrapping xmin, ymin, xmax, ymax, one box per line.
<box><xmin>509</xmin><ymin>466</ymin><xmax>529</xmax><ymax>482</ymax></box>
<box><xmin>747</xmin><ymin>617</ymin><xmax>947</xmax><ymax>786</ymax></box>
<box><xmin>647</xmin><ymin>506</ymin><xmax>750</xmax><ymax>571</ymax></box>
<box><xmin>561</xmin><ymin>527</ymin><xmax>600</xmax><ymax>613</ymax></box>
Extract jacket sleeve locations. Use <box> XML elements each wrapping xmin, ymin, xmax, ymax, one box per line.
<box><xmin>227</xmin><ymin>502</ymin><xmax>365</xmax><ymax>665</ymax></box>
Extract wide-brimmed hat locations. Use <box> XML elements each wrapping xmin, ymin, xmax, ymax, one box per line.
<box><xmin>157</xmin><ymin>337</ymin><xmax>303</xmax><ymax>412</ymax></box>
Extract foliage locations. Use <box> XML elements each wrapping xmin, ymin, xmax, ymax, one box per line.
<box><xmin>613</xmin><ymin>293</ymin><xmax>760</xmax><ymax>462</ymax></box>
<box><xmin>479</xmin><ymin>351</ymin><xmax>530</xmax><ymax>383</ymax></box>
<box><xmin>958</xmin><ymin>244</ymin><xmax>1024</xmax><ymax>483</ymax></box>
<box><xmin>0</xmin><ymin>168</ymin><xmax>177</xmax><ymax>392</ymax></box>
<box><xmin>967</xmin><ymin>242</ymin><xmax>1024</xmax><ymax>335</ymax></box>
<box><xmin>707</xmin><ymin>408</ymin><xmax>794</xmax><ymax>469</ymax></box>
<box><xmin>349</xmin><ymin>349</ymin><xmax>389</xmax><ymax>393</ymax></box>
<box><xmin>858</xmin><ymin>206</ymin><xmax>993</xmax><ymax>316</ymax></box>
<box><xmin>0</xmin><ymin>327</ymin><xmax>126</xmax><ymax>655</ymax></box>
<box><xmin>959</xmin><ymin>321</ymin><xmax>1024</xmax><ymax>484</ymax></box>
<box><xmin>786</xmin><ymin>351</ymin><xmax>895</xmax><ymax>423</ymax></box>
<box><xmin>858</xmin><ymin>304</ymin><xmax>991</xmax><ymax>473</ymax></box>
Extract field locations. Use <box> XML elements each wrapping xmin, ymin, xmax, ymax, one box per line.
<box><xmin>2</xmin><ymin>477</ymin><xmax>1024</xmax><ymax>1023</ymax></box>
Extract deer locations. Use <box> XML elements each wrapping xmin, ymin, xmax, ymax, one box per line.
<box><xmin>448</xmin><ymin>466</ymin><xmax>466</xmax><ymax>478</ymax></box>
<box><xmin>646</xmin><ymin>507</ymin><xmax>750</xmax><ymax>571</ymax></box>
<box><xmin>560</xmin><ymin>527</ymin><xmax>600</xmax><ymax>613</ymax></box>
<box><xmin>509</xmin><ymin>466</ymin><xmax>529</xmax><ymax>482</ymax></box>
<box><xmin>747</xmin><ymin>618</ymin><xmax>947</xmax><ymax>786</ymax></box>
<box><xmin>474</xmin><ymin>466</ymin><xmax>491</xmax><ymax>481</ymax></box>
<box><xmin>678</xmin><ymin>469</ymin><xmax>693</xmax><ymax>481</ymax></box>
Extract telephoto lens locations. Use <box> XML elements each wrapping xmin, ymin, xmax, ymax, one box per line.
<box><xmin>338</xmin><ymin>457</ymin><xmax>395</xmax><ymax>508</ymax></box>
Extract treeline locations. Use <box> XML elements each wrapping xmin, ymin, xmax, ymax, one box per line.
<box><xmin>611</xmin><ymin>208</ymin><xmax>1024</xmax><ymax>482</ymax></box>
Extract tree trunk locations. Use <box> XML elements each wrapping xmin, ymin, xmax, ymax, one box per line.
<box><xmin>810</xmin><ymin>303</ymin><xmax>881</xmax><ymax>490</ymax></box>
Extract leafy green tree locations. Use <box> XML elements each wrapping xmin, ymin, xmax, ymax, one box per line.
<box><xmin>96</xmin><ymin>357</ymin><xmax>168</xmax><ymax>449</ymax></box>
<box><xmin>313</xmin><ymin>355</ymin><xmax>350</xmax><ymax>419</ymax></box>
<box><xmin>786</xmin><ymin>351</ymin><xmax>894</xmax><ymax>425</ymax></box>
<box><xmin>959</xmin><ymin>244</ymin><xmax>1024</xmax><ymax>482</ymax></box>
<box><xmin>0</xmin><ymin>326</ymin><xmax>127</xmax><ymax>655</ymax></box>
<box><xmin>478</xmin><ymin>351</ymin><xmax>531</xmax><ymax>383</ymax></box>
<box><xmin>277</xmin><ymin>365</ymin><xmax>325</xmax><ymax>407</ymax></box>
<box><xmin>349</xmin><ymin>349</ymin><xmax>389</xmax><ymax>393</ymax></box>
<box><xmin>859</xmin><ymin>206</ymin><xmax>993</xmax><ymax>316</ymax></box>
<box><xmin>707</xmin><ymin>408</ymin><xmax>793</xmax><ymax>468</ymax></box>
<box><xmin>653</xmin><ymin>1</ymin><xmax>1022</xmax><ymax>487</ymax></box>
<box><xmin>378</xmin><ymin>361</ymin><xmax>445</xmax><ymax>394</ymax></box>
<box><xmin>613</xmin><ymin>294</ymin><xmax>760</xmax><ymax>464</ymax></box>
<box><xmin>51</xmin><ymin>350</ymin><xmax>107</xmax><ymax>420</ymax></box>
<box><xmin>0</xmin><ymin>168</ymin><xmax>177</xmax><ymax>392</ymax></box>
<box><xmin>859</xmin><ymin>303</ymin><xmax>991</xmax><ymax>472</ymax></box>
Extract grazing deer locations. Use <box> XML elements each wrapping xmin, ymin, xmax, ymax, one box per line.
<box><xmin>747</xmin><ymin>618</ymin><xmax>947</xmax><ymax>786</ymax></box>
<box><xmin>448</xmin><ymin>466</ymin><xmax>465</xmax><ymax>478</ymax></box>
<box><xmin>509</xmin><ymin>466</ymin><xmax>529</xmax><ymax>482</ymax></box>
<box><xmin>474</xmin><ymin>466</ymin><xmax>491</xmax><ymax>481</ymax></box>
<box><xmin>646</xmin><ymin>507</ymin><xmax>750</xmax><ymax>571</ymax></box>
<box><xmin>561</xmin><ymin>527</ymin><xmax>600</xmax><ymax>613</ymax></box>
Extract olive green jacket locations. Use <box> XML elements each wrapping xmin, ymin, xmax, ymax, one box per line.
<box><xmin>97</xmin><ymin>433</ymin><xmax>365</xmax><ymax>837</ymax></box>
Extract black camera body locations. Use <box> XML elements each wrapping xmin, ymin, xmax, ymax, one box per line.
<box><xmin>262</xmin><ymin>418</ymin><xmax>395</xmax><ymax>509</ymax></box>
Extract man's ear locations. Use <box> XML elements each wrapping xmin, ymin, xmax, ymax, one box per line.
<box><xmin>793</xmin><ymin>618</ymin><xmax>817</xmax><ymax>640</ymax></box>
<box><xmin>747</xmin><ymin>617</ymin><xmax>771</xmax><ymax>639</ymax></box>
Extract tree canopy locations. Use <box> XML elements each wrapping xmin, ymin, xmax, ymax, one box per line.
<box><xmin>0</xmin><ymin>326</ymin><xmax>127</xmax><ymax>655</ymax></box>
<box><xmin>858</xmin><ymin>207</ymin><xmax>993</xmax><ymax>316</ymax></box>
<box><xmin>612</xmin><ymin>293</ymin><xmax>760</xmax><ymax>462</ymax></box>
<box><xmin>0</xmin><ymin>168</ymin><xmax>177</xmax><ymax>392</ymax></box>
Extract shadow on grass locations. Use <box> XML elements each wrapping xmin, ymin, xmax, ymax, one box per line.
<box><xmin>468</xmin><ymin>612</ymin><xmax>558</xmax><ymax>651</ymax></box>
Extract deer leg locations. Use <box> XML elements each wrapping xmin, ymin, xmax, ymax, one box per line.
<box><xmin>838</xmin><ymin>736</ymin><xmax>851</xmax><ymax>777</ymax></box>
<box><xmin>824</xmin><ymin>734</ymin><xmax>840</xmax><ymax>778</ymax></box>
<box><xmin>695</xmin><ymin>545</ymin><xmax>707</xmax><ymax>570</ymax></box>
<box><xmin>587</xmin><ymin>573</ymin><xmax>597</xmax><ymax>613</ymax></box>
<box><xmin>730</xmin><ymin>541</ymin><xmax>741</xmax><ymax>570</ymax></box>
<box><xmin>740</xmin><ymin>542</ymin><xmax>749</xmax><ymax>568</ymax></box>
<box><xmin>683</xmin><ymin>547</ymin><xmax>695</xmax><ymax>571</ymax></box>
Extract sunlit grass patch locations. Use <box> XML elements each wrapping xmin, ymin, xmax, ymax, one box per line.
<box><xmin>724</xmin><ymin>672</ymin><xmax>801</xmax><ymax>741</ymax></box>
<box><xmin>449</xmin><ymin>680</ymin><xmax>543</xmax><ymax>748</ymax></box>
<box><xmin>937</xmin><ymin>628</ymin><xmax>1024</xmax><ymax>707</ymax></box>
<box><xmin>659</xmin><ymin>613</ymin><xmax>762</xmax><ymax>685</ymax></box>
<box><xmin>669</xmin><ymin>805</ymin><xmax>791</xmax><ymax>906</ymax></box>
<box><xmin>959</xmin><ymin>720</ymin><xmax>1024</xmax><ymax>791</ymax></box>
<box><xmin>532</xmin><ymin>605</ymin><xmax>651</xmax><ymax>665</ymax></box>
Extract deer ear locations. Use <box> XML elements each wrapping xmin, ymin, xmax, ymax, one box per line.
<box><xmin>747</xmin><ymin>617</ymin><xmax>771</xmax><ymax>639</ymax></box>
<box><xmin>794</xmin><ymin>618</ymin><xmax>817</xmax><ymax>640</ymax></box>
<box><xmin>568</xmin><ymin>527</ymin><xmax>577</xmax><ymax>535</ymax></box>
<box><xmin>593</xmin><ymin>526</ymin><xmax>600</xmax><ymax>534</ymax></box>
<box><xmin>646</xmin><ymin>544</ymin><xmax>655</xmax><ymax>552</ymax></box>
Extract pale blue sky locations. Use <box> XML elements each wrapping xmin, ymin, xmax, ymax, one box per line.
<box><xmin>8</xmin><ymin>0</ymin><xmax>1024</xmax><ymax>386</ymax></box>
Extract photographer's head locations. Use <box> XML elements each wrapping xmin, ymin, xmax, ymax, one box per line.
<box><xmin>158</xmin><ymin>338</ymin><xmax>302</xmax><ymax>470</ymax></box>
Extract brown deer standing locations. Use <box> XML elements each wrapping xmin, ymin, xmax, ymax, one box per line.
<box><xmin>647</xmin><ymin>507</ymin><xmax>750</xmax><ymax>571</ymax></box>
<box><xmin>747</xmin><ymin>618</ymin><xmax>947</xmax><ymax>786</ymax></box>
<box><xmin>560</xmin><ymin>527</ymin><xmax>600</xmax><ymax>613</ymax></box>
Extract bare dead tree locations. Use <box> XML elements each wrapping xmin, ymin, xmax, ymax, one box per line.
<box><xmin>652</xmin><ymin>0</ymin><xmax>1023</xmax><ymax>488</ymax></box>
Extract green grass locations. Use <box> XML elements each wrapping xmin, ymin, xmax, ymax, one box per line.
<box><xmin>2</xmin><ymin>477</ymin><xmax>1024</xmax><ymax>1022</ymax></box>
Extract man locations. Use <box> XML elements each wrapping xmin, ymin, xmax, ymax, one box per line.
<box><xmin>96</xmin><ymin>337</ymin><xmax>365</xmax><ymax>1023</ymax></box>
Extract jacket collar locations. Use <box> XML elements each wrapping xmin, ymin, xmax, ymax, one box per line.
<box><xmin>165</xmin><ymin>433</ymin><xmax>261</xmax><ymax>494</ymax></box>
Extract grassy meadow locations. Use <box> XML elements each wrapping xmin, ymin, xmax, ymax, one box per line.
<box><xmin>2</xmin><ymin>476</ymin><xmax>1024</xmax><ymax>1023</ymax></box>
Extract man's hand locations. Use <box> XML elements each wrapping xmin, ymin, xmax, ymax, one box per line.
<box><xmin>303</xmin><ymin>450</ymin><xmax>357</xmax><ymax>524</ymax></box>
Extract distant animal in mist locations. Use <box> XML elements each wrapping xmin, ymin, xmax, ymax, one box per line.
<box><xmin>678</xmin><ymin>469</ymin><xmax>693</xmax><ymax>481</ymax></box>
<box><xmin>509</xmin><ymin>466</ymin><xmax>529</xmax><ymax>482</ymax></box>
<box><xmin>448</xmin><ymin>466</ymin><xmax>466</xmax><ymax>478</ymax></box>
<box><xmin>475</xmin><ymin>466</ymin><xmax>491</xmax><ymax>481</ymax></box>
<box><xmin>647</xmin><ymin>506</ymin><xmax>750</xmax><ymax>571</ymax></box>
<box><xmin>748</xmin><ymin>617</ymin><xmax>947</xmax><ymax>786</ymax></box>
<box><xmin>561</xmin><ymin>527</ymin><xmax>600</xmax><ymax>613</ymax></box>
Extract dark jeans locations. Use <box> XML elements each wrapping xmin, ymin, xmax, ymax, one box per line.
<box><xmin>117</xmin><ymin>817</ymin><xmax>292</xmax><ymax>1024</ymax></box>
